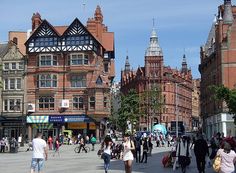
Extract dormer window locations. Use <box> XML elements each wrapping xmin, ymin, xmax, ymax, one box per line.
<box><xmin>96</xmin><ymin>76</ymin><xmax>103</xmax><ymax>85</ymax></box>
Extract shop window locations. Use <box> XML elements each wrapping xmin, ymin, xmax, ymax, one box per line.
<box><xmin>39</xmin><ymin>96</ymin><xmax>54</xmax><ymax>110</ymax></box>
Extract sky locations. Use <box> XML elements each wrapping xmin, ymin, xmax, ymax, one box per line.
<box><xmin>0</xmin><ymin>0</ymin><xmax>223</xmax><ymax>81</ymax></box>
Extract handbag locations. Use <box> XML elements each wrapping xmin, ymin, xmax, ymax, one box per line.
<box><xmin>213</xmin><ymin>155</ymin><xmax>221</xmax><ymax>172</ymax></box>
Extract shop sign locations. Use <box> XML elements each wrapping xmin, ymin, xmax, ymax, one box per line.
<box><xmin>27</xmin><ymin>116</ymin><xmax>49</xmax><ymax>123</ymax></box>
<box><xmin>89</xmin><ymin>122</ymin><xmax>96</xmax><ymax>130</ymax></box>
<box><xmin>68</xmin><ymin>122</ymin><xmax>87</xmax><ymax>129</ymax></box>
<box><xmin>64</xmin><ymin>115</ymin><xmax>92</xmax><ymax>123</ymax></box>
<box><xmin>3</xmin><ymin>122</ymin><xmax>22</xmax><ymax>126</ymax></box>
<box><xmin>49</xmin><ymin>115</ymin><xmax>64</xmax><ymax>123</ymax></box>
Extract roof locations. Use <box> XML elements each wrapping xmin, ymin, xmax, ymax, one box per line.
<box><xmin>0</xmin><ymin>43</ymin><xmax>9</xmax><ymax>58</ymax></box>
<box><xmin>145</xmin><ymin>28</ymin><xmax>163</xmax><ymax>56</ymax></box>
<box><xmin>54</xmin><ymin>26</ymin><xmax>68</xmax><ymax>36</ymax></box>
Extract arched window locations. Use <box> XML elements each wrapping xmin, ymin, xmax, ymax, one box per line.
<box><xmin>96</xmin><ymin>76</ymin><xmax>102</xmax><ymax>85</ymax></box>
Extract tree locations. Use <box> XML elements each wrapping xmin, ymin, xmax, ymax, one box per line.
<box><xmin>139</xmin><ymin>85</ymin><xmax>163</xmax><ymax>129</ymax></box>
<box><xmin>211</xmin><ymin>85</ymin><xmax>236</xmax><ymax>124</ymax></box>
<box><xmin>117</xmin><ymin>89</ymin><xmax>139</xmax><ymax>134</ymax></box>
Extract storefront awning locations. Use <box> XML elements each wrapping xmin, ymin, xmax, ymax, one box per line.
<box><xmin>27</xmin><ymin>116</ymin><xmax>49</xmax><ymax>123</ymax></box>
<box><xmin>32</xmin><ymin>123</ymin><xmax>53</xmax><ymax>129</ymax></box>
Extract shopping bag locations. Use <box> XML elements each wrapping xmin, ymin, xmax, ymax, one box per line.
<box><xmin>213</xmin><ymin>155</ymin><xmax>221</xmax><ymax>172</ymax></box>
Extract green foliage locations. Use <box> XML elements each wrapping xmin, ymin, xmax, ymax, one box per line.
<box><xmin>117</xmin><ymin>89</ymin><xmax>139</xmax><ymax>133</ymax></box>
<box><xmin>211</xmin><ymin>85</ymin><xmax>236</xmax><ymax>124</ymax></box>
<box><xmin>139</xmin><ymin>86</ymin><xmax>163</xmax><ymax>120</ymax></box>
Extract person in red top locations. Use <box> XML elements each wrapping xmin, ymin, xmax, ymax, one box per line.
<box><xmin>53</xmin><ymin>138</ymin><xmax>60</xmax><ymax>157</ymax></box>
<box><xmin>48</xmin><ymin>136</ymin><xmax>53</xmax><ymax>150</ymax></box>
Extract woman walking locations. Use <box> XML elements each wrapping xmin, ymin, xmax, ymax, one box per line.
<box><xmin>53</xmin><ymin>138</ymin><xmax>60</xmax><ymax>157</ymax></box>
<box><xmin>101</xmin><ymin>136</ymin><xmax>112</xmax><ymax>173</ymax></box>
<box><xmin>216</xmin><ymin>142</ymin><xmax>236</xmax><ymax>173</ymax></box>
<box><xmin>176</xmin><ymin>136</ymin><xmax>191</xmax><ymax>173</ymax></box>
<box><xmin>122</xmin><ymin>133</ymin><xmax>135</xmax><ymax>173</ymax></box>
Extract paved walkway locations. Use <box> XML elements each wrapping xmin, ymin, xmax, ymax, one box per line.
<box><xmin>0</xmin><ymin>143</ymin><xmax>216</xmax><ymax>173</ymax></box>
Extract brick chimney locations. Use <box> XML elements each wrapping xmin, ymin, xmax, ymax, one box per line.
<box><xmin>32</xmin><ymin>12</ymin><xmax>42</xmax><ymax>31</ymax></box>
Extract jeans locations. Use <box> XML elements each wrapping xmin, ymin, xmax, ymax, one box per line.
<box><xmin>103</xmin><ymin>153</ymin><xmax>111</xmax><ymax>172</ymax></box>
<box><xmin>135</xmin><ymin>148</ymin><xmax>141</xmax><ymax>162</ymax></box>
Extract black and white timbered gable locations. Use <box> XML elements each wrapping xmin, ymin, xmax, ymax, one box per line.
<box><xmin>25</xmin><ymin>18</ymin><xmax>103</xmax><ymax>55</ymax></box>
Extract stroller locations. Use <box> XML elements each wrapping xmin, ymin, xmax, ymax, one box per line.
<box><xmin>26</xmin><ymin>142</ymin><xmax>33</xmax><ymax>151</ymax></box>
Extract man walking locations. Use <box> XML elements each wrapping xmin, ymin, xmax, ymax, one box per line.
<box><xmin>30</xmin><ymin>132</ymin><xmax>48</xmax><ymax>173</ymax></box>
<box><xmin>194</xmin><ymin>134</ymin><xmax>209</xmax><ymax>173</ymax></box>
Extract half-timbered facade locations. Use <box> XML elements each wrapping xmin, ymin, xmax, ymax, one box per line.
<box><xmin>25</xmin><ymin>6</ymin><xmax>115</xmax><ymax>140</ymax></box>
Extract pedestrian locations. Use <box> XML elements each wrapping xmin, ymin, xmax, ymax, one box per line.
<box><xmin>18</xmin><ymin>134</ymin><xmax>22</xmax><ymax>147</ymax></box>
<box><xmin>140</xmin><ymin>136</ymin><xmax>148</xmax><ymax>163</ymax></box>
<box><xmin>52</xmin><ymin>138</ymin><xmax>60</xmax><ymax>157</ymax></box>
<box><xmin>122</xmin><ymin>133</ymin><xmax>135</xmax><ymax>173</ymax></box>
<box><xmin>90</xmin><ymin>134</ymin><xmax>97</xmax><ymax>151</ymax></box>
<box><xmin>194</xmin><ymin>134</ymin><xmax>209</xmax><ymax>173</ymax></box>
<box><xmin>78</xmin><ymin>137</ymin><xmax>87</xmax><ymax>153</ymax></box>
<box><xmin>30</xmin><ymin>132</ymin><xmax>48</xmax><ymax>173</ymax></box>
<box><xmin>216</xmin><ymin>141</ymin><xmax>236</xmax><ymax>173</ymax></box>
<box><xmin>47</xmin><ymin>136</ymin><xmax>53</xmax><ymax>150</ymax></box>
<box><xmin>0</xmin><ymin>138</ymin><xmax>6</xmax><ymax>153</ymax></box>
<box><xmin>134</xmin><ymin>135</ymin><xmax>141</xmax><ymax>163</ymax></box>
<box><xmin>148</xmin><ymin>137</ymin><xmax>153</xmax><ymax>156</ymax></box>
<box><xmin>176</xmin><ymin>136</ymin><xmax>191</xmax><ymax>173</ymax></box>
<box><xmin>101</xmin><ymin>136</ymin><xmax>112</xmax><ymax>173</ymax></box>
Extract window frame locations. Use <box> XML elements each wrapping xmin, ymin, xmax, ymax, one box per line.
<box><xmin>3</xmin><ymin>99</ymin><xmax>22</xmax><ymax>112</ymax></box>
<box><xmin>39</xmin><ymin>54</ymin><xmax>57</xmax><ymax>67</ymax></box>
<box><xmin>70</xmin><ymin>53</ymin><xmax>89</xmax><ymax>65</ymax></box>
<box><xmin>89</xmin><ymin>96</ymin><xmax>95</xmax><ymax>110</ymax></box>
<box><xmin>70</xmin><ymin>74</ymin><xmax>86</xmax><ymax>88</ymax></box>
<box><xmin>38</xmin><ymin>96</ymin><xmax>55</xmax><ymax>111</ymax></box>
<box><xmin>38</xmin><ymin>74</ymin><xmax>57</xmax><ymax>88</ymax></box>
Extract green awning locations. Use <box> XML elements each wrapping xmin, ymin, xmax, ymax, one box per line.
<box><xmin>32</xmin><ymin>123</ymin><xmax>53</xmax><ymax>129</ymax></box>
<box><xmin>27</xmin><ymin>116</ymin><xmax>49</xmax><ymax>123</ymax></box>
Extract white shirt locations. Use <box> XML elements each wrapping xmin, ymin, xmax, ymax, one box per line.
<box><xmin>103</xmin><ymin>145</ymin><xmax>111</xmax><ymax>155</ymax></box>
<box><xmin>32</xmin><ymin>138</ymin><xmax>47</xmax><ymax>159</ymax></box>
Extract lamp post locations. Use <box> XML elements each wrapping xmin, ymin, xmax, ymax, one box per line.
<box><xmin>175</xmin><ymin>83</ymin><xmax>179</xmax><ymax>139</ymax></box>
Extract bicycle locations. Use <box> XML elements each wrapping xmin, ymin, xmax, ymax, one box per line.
<box><xmin>74</xmin><ymin>144</ymin><xmax>90</xmax><ymax>153</ymax></box>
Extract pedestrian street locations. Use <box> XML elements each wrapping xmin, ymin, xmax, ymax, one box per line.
<box><xmin>0</xmin><ymin>143</ymin><xmax>216</xmax><ymax>173</ymax></box>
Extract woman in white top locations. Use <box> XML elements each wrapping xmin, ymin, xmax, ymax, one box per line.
<box><xmin>101</xmin><ymin>136</ymin><xmax>113</xmax><ymax>173</ymax></box>
<box><xmin>123</xmin><ymin>133</ymin><xmax>135</xmax><ymax>173</ymax></box>
<box><xmin>217</xmin><ymin>142</ymin><xmax>236</xmax><ymax>173</ymax></box>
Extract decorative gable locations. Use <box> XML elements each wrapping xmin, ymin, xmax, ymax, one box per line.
<box><xmin>25</xmin><ymin>20</ymin><xmax>60</xmax><ymax>53</ymax></box>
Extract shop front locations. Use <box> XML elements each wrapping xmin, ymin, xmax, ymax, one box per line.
<box><xmin>27</xmin><ymin>115</ymin><xmax>97</xmax><ymax>141</ymax></box>
<box><xmin>27</xmin><ymin>115</ymin><xmax>60</xmax><ymax>141</ymax></box>
<box><xmin>0</xmin><ymin>117</ymin><xmax>24</xmax><ymax>139</ymax></box>
<box><xmin>64</xmin><ymin>115</ymin><xmax>96</xmax><ymax>137</ymax></box>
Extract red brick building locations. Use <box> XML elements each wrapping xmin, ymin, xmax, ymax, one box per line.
<box><xmin>121</xmin><ymin>28</ymin><xmax>193</xmax><ymax>132</ymax></box>
<box><xmin>199</xmin><ymin>0</ymin><xmax>236</xmax><ymax>138</ymax></box>
<box><xmin>24</xmin><ymin>6</ymin><xmax>115</xmax><ymax>140</ymax></box>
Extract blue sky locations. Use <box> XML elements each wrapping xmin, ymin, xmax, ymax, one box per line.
<box><xmin>0</xmin><ymin>0</ymin><xmax>223</xmax><ymax>81</ymax></box>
